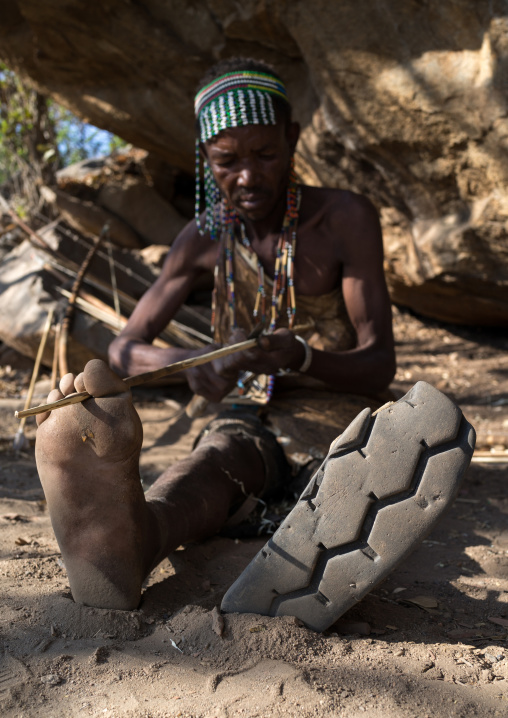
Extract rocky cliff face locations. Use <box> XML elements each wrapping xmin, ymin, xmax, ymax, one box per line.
<box><xmin>1</xmin><ymin>0</ymin><xmax>507</xmax><ymax>325</ymax></box>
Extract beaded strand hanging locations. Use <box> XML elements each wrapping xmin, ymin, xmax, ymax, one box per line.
<box><xmin>227</xmin><ymin>171</ymin><xmax>301</xmax><ymax>404</ymax></box>
<box><xmin>239</xmin><ymin>167</ymin><xmax>301</xmax><ymax>332</ymax></box>
<box><xmin>210</xmin><ymin>161</ymin><xmax>300</xmax><ymax>337</ymax></box>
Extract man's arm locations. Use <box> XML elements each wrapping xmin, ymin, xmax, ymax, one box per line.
<box><xmin>300</xmin><ymin>193</ymin><xmax>396</xmax><ymax>394</ymax></box>
<box><xmin>108</xmin><ymin>222</ymin><xmax>238</xmax><ymax>400</ymax></box>
<box><xmin>109</xmin><ymin>222</ymin><xmax>206</xmax><ymax>376</ymax></box>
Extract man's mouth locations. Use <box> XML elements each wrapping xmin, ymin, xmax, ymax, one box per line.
<box><xmin>235</xmin><ymin>191</ymin><xmax>269</xmax><ymax>208</ymax></box>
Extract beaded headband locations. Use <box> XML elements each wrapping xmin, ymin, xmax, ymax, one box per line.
<box><xmin>194</xmin><ymin>70</ymin><xmax>289</xmax><ymax>142</ymax></box>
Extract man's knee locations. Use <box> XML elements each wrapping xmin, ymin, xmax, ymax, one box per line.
<box><xmin>193</xmin><ymin>411</ymin><xmax>291</xmax><ymax>498</ymax></box>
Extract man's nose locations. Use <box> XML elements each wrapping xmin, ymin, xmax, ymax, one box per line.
<box><xmin>237</xmin><ymin>165</ymin><xmax>258</xmax><ymax>187</ymax></box>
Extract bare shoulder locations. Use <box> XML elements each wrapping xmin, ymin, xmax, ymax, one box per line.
<box><xmin>300</xmin><ymin>185</ymin><xmax>382</xmax><ymax>262</ymax></box>
<box><xmin>160</xmin><ymin>218</ymin><xmax>219</xmax><ymax>278</ymax></box>
<box><xmin>302</xmin><ymin>185</ymin><xmax>379</xmax><ymax>228</ymax></box>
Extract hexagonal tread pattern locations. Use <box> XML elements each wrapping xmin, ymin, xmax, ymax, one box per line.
<box><xmin>221</xmin><ymin>382</ymin><xmax>475</xmax><ymax>631</ymax></box>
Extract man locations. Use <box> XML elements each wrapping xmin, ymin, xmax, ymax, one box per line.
<box><xmin>34</xmin><ymin>58</ymin><xmax>474</xmax><ymax>631</ymax></box>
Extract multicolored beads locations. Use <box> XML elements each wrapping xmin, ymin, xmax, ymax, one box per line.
<box><xmin>195</xmin><ymin>71</ymin><xmax>286</xmax><ymax>142</ymax></box>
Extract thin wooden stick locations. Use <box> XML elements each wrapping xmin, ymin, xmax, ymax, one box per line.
<box><xmin>15</xmin><ymin>338</ymin><xmax>258</xmax><ymax>419</ymax></box>
<box><xmin>47</xmin><ymin>262</ymin><xmax>212</xmax><ymax>348</ymax></box>
<box><xmin>50</xmin><ymin>319</ymin><xmax>61</xmax><ymax>391</ymax></box>
<box><xmin>57</xmin><ymin>287</ymin><xmax>175</xmax><ymax>352</ymax></box>
<box><xmin>106</xmin><ymin>232</ymin><xmax>122</xmax><ymax>330</ymax></box>
<box><xmin>471</xmin><ymin>451</ymin><xmax>508</xmax><ymax>464</ymax></box>
<box><xmin>21</xmin><ymin>307</ymin><xmax>55</xmax><ymax>418</ymax></box>
<box><xmin>0</xmin><ymin>193</ymin><xmax>56</xmax><ymax>254</ymax></box>
<box><xmin>184</xmin><ymin>319</ymin><xmax>316</xmax><ymax>419</ymax></box>
<box><xmin>58</xmin><ymin>225</ymin><xmax>106</xmax><ymax>376</ymax></box>
<box><xmin>13</xmin><ymin>308</ymin><xmax>55</xmax><ymax>445</ymax></box>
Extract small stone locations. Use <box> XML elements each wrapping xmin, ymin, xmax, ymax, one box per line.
<box><xmin>211</xmin><ymin>606</ymin><xmax>224</xmax><ymax>637</ymax></box>
<box><xmin>90</xmin><ymin>646</ymin><xmax>110</xmax><ymax>664</ymax></box>
<box><xmin>421</xmin><ymin>661</ymin><xmax>435</xmax><ymax>673</ymax></box>
<box><xmin>424</xmin><ymin>666</ymin><xmax>444</xmax><ymax>681</ymax></box>
<box><xmin>41</xmin><ymin>674</ymin><xmax>62</xmax><ymax>686</ymax></box>
<box><xmin>249</xmin><ymin>624</ymin><xmax>266</xmax><ymax>633</ymax></box>
<box><xmin>285</xmin><ymin>615</ymin><xmax>304</xmax><ymax>627</ymax></box>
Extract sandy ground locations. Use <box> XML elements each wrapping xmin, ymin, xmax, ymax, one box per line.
<box><xmin>0</xmin><ymin>307</ymin><xmax>507</xmax><ymax>718</ymax></box>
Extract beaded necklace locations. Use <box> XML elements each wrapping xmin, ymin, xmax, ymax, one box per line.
<box><xmin>210</xmin><ymin>171</ymin><xmax>301</xmax><ymax>336</ymax></box>
<box><xmin>240</xmin><ymin>182</ymin><xmax>301</xmax><ymax>332</ymax></box>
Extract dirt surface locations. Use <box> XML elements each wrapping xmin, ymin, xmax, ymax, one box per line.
<box><xmin>1</xmin><ymin>307</ymin><xmax>507</xmax><ymax>718</ymax></box>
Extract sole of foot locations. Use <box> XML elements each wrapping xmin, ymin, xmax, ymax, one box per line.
<box><xmin>35</xmin><ymin>360</ymin><xmax>147</xmax><ymax>610</ymax></box>
<box><xmin>221</xmin><ymin>381</ymin><xmax>476</xmax><ymax>632</ymax></box>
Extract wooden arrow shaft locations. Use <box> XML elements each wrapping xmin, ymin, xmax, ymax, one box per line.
<box><xmin>15</xmin><ymin>338</ymin><xmax>257</xmax><ymax>419</ymax></box>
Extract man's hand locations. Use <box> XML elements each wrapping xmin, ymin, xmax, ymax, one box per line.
<box><xmin>184</xmin><ymin>329</ymin><xmax>306</xmax><ymax>402</ymax></box>
<box><xmin>213</xmin><ymin>329</ymin><xmax>306</xmax><ymax>379</ymax></box>
<box><xmin>183</xmin><ymin>344</ymin><xmax>239</xmax><ymax>402</ymax></box>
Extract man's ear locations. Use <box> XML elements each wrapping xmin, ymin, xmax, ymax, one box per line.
<box><xmin>286</xmin><ymin>121</ymin><xmax>300</xmax><ymax>154</ymax></box>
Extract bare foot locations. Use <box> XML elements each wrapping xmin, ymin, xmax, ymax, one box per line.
<box><xmin>35</xmin><ymin>359</ymin><xmax>149</xmax><ymax>610</ymax></box>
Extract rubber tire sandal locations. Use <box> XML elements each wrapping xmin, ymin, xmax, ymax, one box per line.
<box><xmin>221</xmin><ymin>381</ymin><xmax>476</xmax><ymax>632</ymax></box>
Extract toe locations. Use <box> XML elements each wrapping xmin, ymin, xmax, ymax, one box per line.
<box><xmin>59</xmin><ymin>373</ymin><xmax>76</xmax><ymax>396</ymax></box>
<box><xmin>74</xmin><ymin>372</ymin><xmax>86</xmax><ymax>393</ymax></box>
<box><xmin>36</xmin><ymin>387</ymin><xmax>64</xmax><ymax>425</ymax></box>
<box><xmin>83</xmin><ymin>359</ymin><xmax>127</xmax><ymax>397</ymax></box>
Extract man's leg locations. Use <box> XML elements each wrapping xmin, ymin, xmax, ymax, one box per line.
<box><xmin>35</xmin><ymin>360</ymin><xmax>266</xmax><ymax>611</ymax></box>
<box><xmin>143</xmin><ymin>426</ymin><xmax>268</xmax><ymax>574</ymax></box>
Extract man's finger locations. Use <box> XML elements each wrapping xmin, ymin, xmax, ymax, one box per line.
<box><xmin>258</xmin><ymin>329</ymin><xmax>293</xmax><ymax>352</ymax></box>
<box><xmin>228</xmin><ymin>329</ymin><xmax>248</xmax><ymax>345</ymax></box>
<box><xmin>214</xmin><ymin>351</ymin><xmax>247</xmax><ymax>377</ymax></box>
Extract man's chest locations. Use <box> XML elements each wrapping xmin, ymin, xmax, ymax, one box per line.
<box><xmin>251</xmin><ymin>234</ymin><xmax>342</xmax><ymax>296</ymax></box>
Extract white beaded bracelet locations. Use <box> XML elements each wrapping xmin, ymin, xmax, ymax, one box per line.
<box><xmin>295</xmin><ymin>335</ymin><xmax>313</xmax><ymax>373</ymax></box>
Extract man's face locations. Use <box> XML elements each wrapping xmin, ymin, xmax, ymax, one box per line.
<box><xmin>204</xmin><ymin>121</ymin><xmax>299</xmax><ymax>224</ymax></box>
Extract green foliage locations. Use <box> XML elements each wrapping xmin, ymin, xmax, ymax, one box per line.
<box><xmin>0</xmin><ymin>63</ymin><xmax>126</xmax><ymax>189</ymax></box>
<box><xmin>51</xmin><ymin>104</ymin><xmax>127</xmax><ymax>167</ymax></box>
<box><xmin>0</xmin><ymin>63</ymin><xmax>38</xmax><ymax>184</ymax></box>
